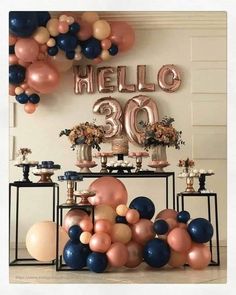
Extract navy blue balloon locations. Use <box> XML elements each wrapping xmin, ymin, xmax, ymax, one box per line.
<box><xmin>153</xmin><ymin>219</ymin><xmax>169</xmax><ymax>235</ymax></box>
<box><xmin>187</xmin><ymin>218</ymin><xmax>214</xmax><ymax>243</ymax></box>
<box><xmin>69</xmin><ymin>22</ymin><xmax>80</xmax><ymax>34</ymax></box>
<box><xmin>63</xmin><ymin>241</ymin><xmax>91</xmax><ymax>270</ymax></box>
<box><xmin>81</xmin><ymin>37</ymin><xmax>102</xmax><ymax>59</ymax></box>
<box><xmin>47</xmin><ymin>46</ymin><xmax>58</xmax><ymax>56</ymax></box>
<box><xmin>87</xmin><ymin>252</ymin><xmax>108</xmax><ymax>273</ymax></box>
<box><xmin>68</xmin><ymin>225</ymin><xmax>83</xmax><ymax>242</ymax></box>
<box><xmin>57</xmin><ymin>33</ymin><xmax>78</xmax><ymax>51</ymax></box>
<box><xmin>9</xmin><ymin>64</ymin><xmax>26</xmax><ymax>85</ymax></box>
<box><xmin>116</xmin><ymin>215</ymin><xmax>128</xmax><ymax>224</ymax></box>
<box><xmin>37</xmin><ymin>11</ymin><xmax>51</xmax><ymax>26</ymax></box>
<box><xmin>9</xmin><ymin>11</ymin><xmax>38</xmax><ymax>37</ymax></box>
<box><xmin>129</xmin><ymin>196</ymin><xmax>155</xmax><ymax>220</ymax></box>
<box><xmin>143</xmin><ymin>238</ymin><xmax>170</xmax><ymax>268</ymax></box>
<box><xmin>66</xmin><ymin>50</ymin><xmax>75</xmax><ymax>60</ymax></box>
<box><xmin>177</xmin><ymin>210</ymin><xmax>191</xmax><ymax>224</ymax></box>
<box><xmin>108</xmin><ymin>44</ymin><xmax>118</xmax><ymax>56</ymax></box>
<box><xmin>29</xmin><ymin>93</ymin><xmax>40</xmax><ymax>104</ymax></box>
<box><xmin>16</xmin><ymin>93</ymin><xmax>29</xmax><ymax>104</ymax></box>
<box><xmin>9</xmin><ymin>45</ymin><xmax>15</xmax><ymax>54</ymax></box>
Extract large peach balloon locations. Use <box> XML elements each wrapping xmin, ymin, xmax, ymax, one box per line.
<box><xmin>111</xmin><ymin>223</ymin><xmax>132</xmax><ymax>244</ymax></box>
<box><xmin>155</xmin><ymin>209</ymin><xmax>178</xmax><ymax>221</ymax></box>
<box><xmin>26</xmin><ymin>61</ymin><xmax>60</xmax><ymax>94</ymax></box>
<box><xmin>167</xmin><ymin>228</ymin><xmax>192</xmax><ymax>253</ymax></box>
<box><xmin>81</xmin><ymin>12</ymin><xmax>99</xmax><ymax>24</ymax></box>
<box><xmin>132</xmin><ymin>219</ymin><xmax>156</xmax><ymax>245</ymax></box>
<box><xmin>93</xmin><ymin>20</ymin><xmax>111</xmax><ymax>40</ymax></box>
<box><xmin>26</xmin><ymin>221</ymin><xmax>69</xmax><ymax>262</ymax></box>
<box><xmin>49</xmin><ymin>50</ymin><xmax>73</xmax><ymax>72</ymax></box>
<box><xmin>94</xmin><ymin>204</ymin><xmax>116</xmax><ymax>224</ymax></box>
<box><xmin>109</xmin><ymin>21</ymin><xmax>135</xmax><ymax>52</ymax></box>
<box><xmin>125</xmin><ymin>241</ymin><xmax>143</xmax><ymax>268</ymax></box>
<box><xmin>63</xmin><ymin>208</ymin><xmax>89</xmax><ymax>232</ymax></box>
<box><xmin>106</xmin><ymin>242</ymin><xmax>128</xmax><ymax>267</ymax></box>
<box><xmin>89</xmin><ymin>176</ymin><xmax>128</xmax><ymax>209</ymax></box>
<box><xmin>187</xmin><ymin>243</ymin><xmax>211</xmax><ymax>270</ymax></box>
<box><xmin>168</xmin><ymin>250</ymin><xmax>187</xmax><ymax>268</ymax></box>
<box><xmin>15</xmin><ymin>38</ymin><xmax>39</xmax><ymax>62</ymax></box>
<box><xmin>94</xmin><ymin>219</ymin><xmax>112</xmax><ymax>234</ymax></box>
<box><xmin>89</xmin><ymin>232</ymin><xmax>111</xmax><ymax>253</ymax></box>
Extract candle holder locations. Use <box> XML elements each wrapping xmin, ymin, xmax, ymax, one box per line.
<box><xmin>94</xmin><ymin>152</ymin><xmax>114</xmax><ymax>173</ymax></box>
<box><xmin>74</xmin><ymin>190</ymin><xmax>96</xmax><ymax>205</ymax></box>
<box><xmin>14</xmin><ymin>163</ymin><xmax>38</xmax><ymax>183</ymax></box>
<box><xmin>129</xmin><ymin>152</ymin><xmax>149</xmax><ymax>172</ymax></box>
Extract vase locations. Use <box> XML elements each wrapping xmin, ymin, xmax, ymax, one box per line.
<box><xmin>150</xmin><ymin>145</ymin><xmax>168</xmax><ymax>172</ymax></box>
<box><xmin>185</xmin><ymin>176</ymin><xmax>195</xmax><ymax>192</ymax></box>
<box><xmin>76</xmin><ymin>144</ymin><xmax>96</xmax><ymax>173</ymax></box>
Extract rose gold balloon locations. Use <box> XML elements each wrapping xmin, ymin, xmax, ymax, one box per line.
<box><xmin>116</xmin><ymin>204</ymin><xmax>128</xmax><ymax>216</ymax></box>
<box><xmin>109</xmin><ymin>21</ymin><xmax>135</xmax><ymax>52</ymax></box>
<box><xmin>20</xmin><ymin>83</ymin><xmax>29</xmax><ymax>90</ymax></box>
<box><xmin>187</xmin><ymin>243</ymin><xmax>211</xmax><ymax>270</ymax></box>
<box><xmin>79</xmin><ymin>219</ymin><xmax>93</xmax><ymax>232</ymax></box>
<box><xmin>167</xmin><ymin>228</ymin><xmax>192</xmax><ymax>253</ymax></box>
<box><xmin>137</xmin><ymin>65</ymin><xmax>155</xmax><ymax>92</ymax></box>
<box><xmin>15</xmin><ymin>38</ymin><xmax>40</xmax><ymax>62</ymax></box>
<box><xmin>125</xmin><ymin>240</ymin><xmax>143</xmax><ymax>268</ymax></box>
<box><xmin>9</xmin><ymin>84</ymin><xmax>16</xmax><ymax>96</ymax></box>
<box><xmin>168</xmin><ymin>250</ymin><xmax>187</xmax><ymax>268</ymax></box>
<box><xmin>132</xmin><ymin>219</ymin><xmax>156</xmax><ymax>245</ymax></box>
<box><xmin>124</xmin><ymin>95</ymin><xmax>159</xmax><ymax>145</ymax></box>
<box><xmin>158</xmin><ymin>64</ymin><xmax>181</xmax><ymax>93</ymax></box>
<box><xmin>77</xmin><ymin>20</ymin><xmax>92</xmax><ymax>41</ymax></box>
<box><xmin>26</xmin><ymin>61</ymin><xmax>60</xmax><ymax>94</ymax></box>
<box><xmin>155</xmin><ymin>209</ymin><xmax>178</xmax><ymax>221</ymax></box>
<box><xmin>111</xmin><ymin>223</ymin><xmax>132</xmax><ymax>244</ymax></box>
<box><xmin>97</xmin><ymin>67</ymin><xmax>115</xmax><ymax>93</ymax></box>
<box><xmin>9</xmin><ymin>34</ymin><xmax>17</xmax><ymax>45</ymax></box>
<box><xmin>92</xmin><ymin>57</ymin><xmax>102</xmax><ymax>65</ymax></box>
<box><xmin>89</xmin><ymin>232</ymin><xmax>111</xmax><ymax>253</ymax></box>
<box><xmin>126</xmin><ymin>209</ymin><xmax>140</xmax><ymax>225</ymax></box>
<box><xmin>58</xmin><ymin>21</ymin><xmax>69</xmax><ymax>34</ymax></box>
<box><xmin>106</xmin><ymin>242</ymin><xmax>128</xmax><ymax>267</ymax></box>
<box><xmin>165</xmin><ymin>218</ymin><xmax>178</xmax><ymax>232</ymax></box>
<box><xmin>94</xmin><ymin>219</ymin><xmax>112</xmax><ymax>234</ymax></box>
<box><xmin>63</xmin><ymin>208</ymin><xmax>89</xmax><ymax>232</ymax></box>
<box><xmin>93</xmin><ymin>97</ymin><xmax>123</xmax><ymax>138</ymax></box>
<box><xmin>178</xmin><ymin>223</ymin><xmax>187</xmax><ymax>230</ymax></box>
<box><xmin>117</xmin><ymin>66</ymin><xmax>136</xmax><ymax>93</ymax></box>
<box><xmin>9</xmin><ymin>54</ymin><xmax>18</xmax><ymax>65</ymax></box>
<box><xmin>25</xmin><ymin>88</ymin><xmax>34</xmax><ymax>96</ymax></box>
<box><xmin>101</xmin><ymin>39</ymin><xmax>112</xmax><ymax>50</ymax></box>
<box><xmin>73</xmin><ymin>65</ymin><xmax>94</xmax><ymax>94</ymax></box>
<box><xmin>24</xmin><ymin>103</ymin><xmax>37</xmax><ymax>114</ymax></box>
<box><xmin>80</xmin><ymin>231</ymin><xmax>92</xmax><ymax>244</ymax></box>
<box><xmin>18</xmin><ymin>60</ymin><xmax>31</xmax><ymax>68</ymax></box>
<box><xmin>94</xmin><ymin>204</ymin><xmax>116</xmax><ymax>224</ymax></box>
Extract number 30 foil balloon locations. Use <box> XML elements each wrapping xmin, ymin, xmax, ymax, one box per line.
<box><xmin>93</xmin><ymin>97</ymin><xmax>123</xmax><ymax>138</ymax></box>
<box><xmin>124</xmin><ymin>95</ymin><xmax>159</xmax><ymax>145</ymax></box>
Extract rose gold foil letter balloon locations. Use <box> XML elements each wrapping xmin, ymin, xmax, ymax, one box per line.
<box><xmin>117</xmin><ymin>66</ymin><xmax>136</xmax><ymax>93</ymax></box>
<box><xmin>97</xmin><ymin>67</ymin><xmax>115</xmax><ymax>93</ymax></box>
<box><xmin>124</xmin><ymin>95</ymin><xmax>159</xmax><ymax>145</ymax></box>
<box><xmin>158</xmin><ymin>64</ymin><xmax>181</xmax><ymax>92</ymax></box>
<box><xmin>93</xmin><ymin>97</ymin><xmax>123</xmax><ymax>138</ymax></box>
<box><xmin>137</xmin><ymin>65</ymin><xmax>155</xmax><ymax>92</ymax></box>
<box><xmin>73</xmin><ymin>65</ymin><xmax>95</xmax><ymax>94</ymax></box>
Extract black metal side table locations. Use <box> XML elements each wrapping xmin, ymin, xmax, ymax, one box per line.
<box><xmin>176</xmin><ymin>192</ymin><xmax>220</xmax><ymax>266</ymax></box>
<box><xmin>9</xmin><ymin>182</ymin><xmax>59</xmax><ymax>266</ymax></box>
<box><xmin>56</xmin><ymin>203</ymin><xmax>95</xmax><ymax>271</ymax></box>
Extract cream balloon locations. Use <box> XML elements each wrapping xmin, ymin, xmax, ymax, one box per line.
<box><xmin>111</xmin><ymin>223</ymin><xmax>132</xmax><ymax>244</ymax></box>
<box><xmin>49</xmin><ymin>50</ymin><xmax>73</xmax><ymax>72</ymax></box>
<box><xmin>94</xmin><ymin>204</ymin><xmax>116</xmax><ymax>224</ymax></box>
<box><xmin>93</xmin><ymin>20</ymin><xmax>111</xmax><ymax>40</ymax></box>
<box><xmin>100</xmin><ymin>49</ymin><xmax>111</xmax><ymax>61</ymax></box>
<box><xmin>81</xmin><ymin>12</ymin><xmax>99</xmax><ymax>24</ymax></box>
<box><xmin>46</xmin><ymin>18</ymin><xmax>60</xmax><ymax>37</ymax></box>
<box><xmin>33</xmin><ymin>26</ymin><xmax>50</xmax><ymax>44</ymax></box>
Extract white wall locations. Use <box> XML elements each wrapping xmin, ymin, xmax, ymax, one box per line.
<box><xmin>9</xmin><ymin>12</ymin><xmax>227</xmax><ymax>245</ymax></box>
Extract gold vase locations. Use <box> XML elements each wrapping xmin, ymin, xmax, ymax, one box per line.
<box><xmin>185</xmin><ymin>176</ymin><xmax>195</xmax><ymax>192</ymax></box>
<box><xmin>76</xmin><ymin>144</ymin><xmax>92</xmax><ymax>163</ymax></box>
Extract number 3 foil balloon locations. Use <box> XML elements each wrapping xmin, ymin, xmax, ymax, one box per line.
<box><xmin>124</xmin><ymin>95</ymin><xmax>159</xmax><ymax>145</ymax></box>
<box><xmin>93</xmin><ymin>97</ymin><xmax>123</xmax><ymax>138</ymax></box>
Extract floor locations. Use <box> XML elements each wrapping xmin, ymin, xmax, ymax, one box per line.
<box><xmin>9</xmin><ymin>246</ymin><xmax>226</xmax><ymax>284</ymax></box>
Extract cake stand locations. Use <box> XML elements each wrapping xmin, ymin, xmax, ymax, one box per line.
<box><xmin>74</xmin><ymin>190</ymin><xmax>96</xmax><ymax>205</ymax></box>
<box><xmin>94</xmin><ymin>152</ymin><xmax>114</xmax><ymax>173</ymax></box>
<box><xmin>14</xmin><ymin>162</ymin><xmax>38</xmax><ymax>183</ymax></box>
<box><xmin>129</xmin><ymin>152</ymin><xmax>149</xmax><ymax>172</ymax></box>
<box><xmin>198</xmin><ymin>172</ymin><xmax>215</xmax><ymax>192</ymax></box>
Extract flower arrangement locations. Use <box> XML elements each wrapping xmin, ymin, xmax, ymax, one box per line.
<box><xmin>17</xmin><ymin>148</ymin><xmax>32</xmax><ymax>160</ymax></box>
<box><xmin>178</xmin><ymin>158</ymin><xmax>195</xmax><ymax>169</ymax></box>
<box><xmin>140</xmin><ymin>117</ymin><xmax>185</xmax><ymax>150</ymax></box>
<box><xmin>59</xmin><ymin>122</ymin><xmax>105</xmax><ymax>151</ymax></box>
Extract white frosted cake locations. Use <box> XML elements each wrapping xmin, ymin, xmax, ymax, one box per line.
<box><xmin>112</xmin><ymin>136</ymin><xmax>129</xmax><ymax>155</ymax></box>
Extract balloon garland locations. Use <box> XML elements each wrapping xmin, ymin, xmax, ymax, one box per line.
<box><xmin>9</xmin><ymin>11</ymin><xmax>135</xmax><ymax>114</ymax></box>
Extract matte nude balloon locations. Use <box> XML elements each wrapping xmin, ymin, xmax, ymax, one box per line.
<box><xmin>168</xmin><ymin>250</ymin><xmax>187</xmax><ymax>268</ymax></box>
<box><xmin>94</xmin><ymin>219</ymin><xmax>112</xmax><ymax>234</ymax></box>
<box><xmin>111</xmin><ymin>223</ymin><xmax>132</xmax><ymax>244</ymax></box>
<box><xmin>46</xmin><ymin>18</ymin><xmax>60</xmax><ymax>37</ymax></box>
<box><xmin>94</xmin><ymin>204</ymin><xmax>116</xmax><ymax>224</ymax></box>
<box><xmin>80</xmin><ymin>231</ymin><xmax>92</xmax><ymax>244</ymax></box>
<box><xmin>167</xmin><ymin>228</ymin><xmax>192</xmax><ymax>253</ymax></box>
<box><xmin>155</xmin><ymin>209</ymin><xmax>178</xmax><ymax>221</ymax></box>
<box><xmin>132</xmin><ymin>219</ymin><xmax>156</xmax><ymax>245</ymax></box>
<box><xmin>158</xmin><ymin>64</ymin><xmax>181</xmax><ymax>93</ymax></box>
<box><xmin>81</xmin><ymin>12</ymin><xmax>99</xmax><ymax>24</ymax></box>
<box><xmin>125</xmin><ymin>241</ymin><xmax>143</xmax><ymax>268</ymax></box>
<box><xmin>33</xmin><ymin>26</ymin><xmax>50</xmax><ymax>44</ymax></box>
<box><xmin>116</xmin><ymin>204</ymin><xmax>128</xmax><ymax>216</ymax></box>
<box><xmin>15</xmin><ymin>38</ymin><xmax>40</xmax><ymax>62</ymax></box>
<box><xmin>106</xmin><ymin>242</ymin><xmax>128</xmax><ymax>267</ymax></box>
<box><xmin>93</xmin><ymin>20</ymin><xmax>111</xmax><ymax>41</ymax></box>
<box><xmin>63</xmin><ymin>208</ymin><xmax>89</xmax><ymax>232</ymax></box>
<box><xmin>89</xmin><ymin>232</ymin><xmax>111</xmax><ymax>253</ymax></box>
<box><xmin>49</xmin><ymin>50</ymin><xmax>73</xmax><ymax>72</ymax></box>
<box><xmin>187</xmin><ymin>243</ymin><xmax>211</xmax><ymax>270</ymax></box>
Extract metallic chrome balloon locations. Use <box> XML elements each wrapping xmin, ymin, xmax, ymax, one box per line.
<box><xmin>97</xmin><ymin>67</ymin><xmax>115</xmax><ymax>93</ymax></box>
<box><xmin>117</xmin><ymin>66</ymin><xmax>136</xmax><ymax>92</ymax></box>
<box><xmin>158</xmin><ymin>64</ymin><xmax>181</xmax><ymax>92</ymax></box>
<box><xmin>137</xmin><ymin>65</ymin><xmax>155</xmax><ymax>92</ymax></box>
<box><xmin>73</xmin><ymin>65</ymin><xmax>95</xmax><ymax>94</ymax></box>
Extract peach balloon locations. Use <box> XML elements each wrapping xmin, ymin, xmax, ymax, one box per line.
<box><xmin>93</xmin><ymin>20</ymin><xmax>111</xmax><ymax>40</ymax></box>
<box><xmin>46</xmin><ymin>18</ymin><xmax>60</xmax><ymax>37</ymax></box>
<box><xmin>26</xmin><ymin>221</ymin><xmax>69</xmax><ymax>262</ymax></box>
<box><xmin>100</xmin><ymin>49</ymin><xmax>111</xmax><ymax>61</ymax></box>
<box><xmin>80</xmin><ymin>231</ymin><xmax>92</xmax><ymax>244</ymax></box>
<box><xmin>15</xmin><ymin>38</ymin><xmax>39</xmax><ymax>63</ymax></box>
<box><xmin>49</xmin><ymin>50</ymin><xmax>73</xmax><ymax>72</ymax></box>
<box><xmin>178</xmin><ymin>223</ymin><xmax>187</xmax><ymax>230</ymax></box>
<box><xmin>166</xmin><ymin>218</ymin><xmax>178</xmax><ymax>232</ymax></box>
<box><xmin>58</xmin><ymin>21</ymin><xmax>69</xmax><ymax>34</ymax></box>
<box><xmin>155</xmin><ymin>209</ymin><xmax>178</xmax><ymax>221</ymax></box>
<box><xmin>125</xmin><ymin>241</ymin><xmax>143</xmax><ymax>268</ymax></box>
<box><xmin>167</xmin><ymin>228</ymin><xmax>192</xmax><ymax>253</ymax></box>
<box><xmin>33</xmin><ymin>26</ymin><xmax>50</xmax><ymax>44</ymax></box>
<box><xmin>89</xmin><ymin>176</ymin><xmax>128</xmax><ymax>209</ymax></box>
<box><xmin>101</xmin><ymin>39</ymin><xmax>112</xmax><ymax>50</ymax></box>
<box><xmin>132</xmin><ymin>219</ymin><xmax>155</xmax><ymax>245</ymax></box>
<box><xmin>63</xmin><ymin>208</ymin><xmax>89</xmax><ymax>232</ymax></box>
<box><xmin>77</xmin><ymin>20</ymin><xmax>92</xmax><ymax>41</ymax></box>
<box><xmin>79</xmin><ymin>219</ymin><xmax>93</xmax><ymax>232</ymax></box>
<box><xmin>9</xmin><ymin>34</ymin><xmax>17</xmax><ymax>45</ymax></box>
<box><xmin>81</xmin><ymin>12</ymin><xmax>99</xmax><ymax>24</ymax></box>
<box><xmin>126</xmin><ymin>209</ymin><xmax>140</xmax><ymax>225</ymax></box>
<box><xmin>94</xmin><ymin>219</ymin><xmax>112</xmax><ymax>234</ymax></box>
<box><xmin>24</xmin><ymin>103</ymin><xmax>37</xmax><ymax>114</ymax></box>
<box><xmin>111</xmin><ymin>223</ymin><xmax>132</xmax><ymax>244</ymax></box>
<box><xmin>94</xmin><ymin>204</ymin><xmax>116</xmax><ymax>224</ymax></box>
<box><xmin>9</xmin><ymin>54</ymin><xmax>18</xmax><ymax>65</ymax></box>
<box><xmin>116</xmin><ymin>204</ymin><xmax>128</xmax><ymax>216</ymax></box>
<box><xmin>9</xmin><ymin>84</ymin><xmax>16</xmax><ymax>96</ymax></box>
<box><xmin>15</xmin><ymin>86</ymin><xmax>24</xmax><ymax>95</ymax></box>
<box><xmin>168</xmin><ymin>250</ymin><xmax>187</xmax><ymax>268</ymax></box>
<box><xmin>89</xmin><ymin>232</ymin><xmax>111</xmax><ymax>253</ymax></box>
<box><xmin>187</xmin><ymin>243</ymin><xmax>211</xmax><ymax>270</ymax></box>
<box><xmin>47</xmin><ymin>38</ymin><xmax>56</xmax><ymax>47</ymax></box>
<box><xmin>106</xmin><ymin>242</ymin><xmax>128</xmax><ymax>267</ymax></box>
<box><xmin>26</xmin><ymin>61</ymin><xmax>60</xmax><ymax>94</ymax></box>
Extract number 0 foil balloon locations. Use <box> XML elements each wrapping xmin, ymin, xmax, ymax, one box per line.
<box><xmin>158</xmin><ymin>64</ymin><xmax>181</xmax><ymax>93</ymax></box>
<box><xmin>124</xmin><ymin>95</ymin><xmax>159</xmax><ymax>145</ymax></box>
<box><xmin>93</xmin><ymin>97</ymin><xmax>123</xmax><ymax>138</ymax></box>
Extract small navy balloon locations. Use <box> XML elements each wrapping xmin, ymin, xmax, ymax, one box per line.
<box><xmin>68</xmin><ymin>225</ymin><xmax>83</xmax><ymax>242</ymax></box>
<box><xmin>9</xmin><ymin>64</ymin><xmax>26</xmax><ymax>85</ymax></box>
<box><xmin>116</xmin><ymin>216</ymin><xmax>128</xmax><ymax>224</ymax></box>
<box><xmin>87</xmin><ymin>252</ymin><xmax>108</xmax><ymax>273</ymax></box>
<box><xmin>143</xmin><ymin>238</ymin><xmax>170</xmax><ymax>268</ymax></box>
<box><xmin>69</xmin><ymin>23</ymin><xmax>80</xmax><ymax>34</ymax></box>
<box><xmin>187</xmin><ymin>218</ymin><xmax>214</xmax><ymax>243</ymax></box>
<box><xmin>153</xmin><ymin>219</ymin><xmax>169</xmax><ymax>235</ymax></box>
<box><xmin>129</xmin><ymin>196</ymin><xmax>155</xmax><ymax>220</ymax></box>
<box><xmin>108</xmin><ymin>44</ymin><xmax>118</xmax><ymax>56</ymax></box>
<box><xmin>16</xmin><ymin>93</ymin><xmax>29</xmax><ymax>104</ymax></box>
<box><xmin>47</xmin><ymin>46</ymin><xmax>58</xmax><ymax>56</ymax></box>
<box><xmin>177</xmin><ymin>211</ymin><xmax>191</xmax><ymax>224</ymax></box>
<box><xmin>81</xmin><ymin>37</ymin><xmax>102</xmax><ymax>59</ymax></box>
<box><xmin>66</xmin><ymin>50</ymin><xmax>75</xmax><ymax>60</ymax></box>
<box><xmin>29</xmin><ymin>94</ymin><xmax>40</xmax><ymax>104</ymax></box>
<box><xmin>57</xmin><ymin>33</ymin><xmax>78</xmax><ymax>52</ymax></box>
<box><xmin>9</xmin><ymin>11</ymin><xmax>38</xmax><ymax>37</ymax></box>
